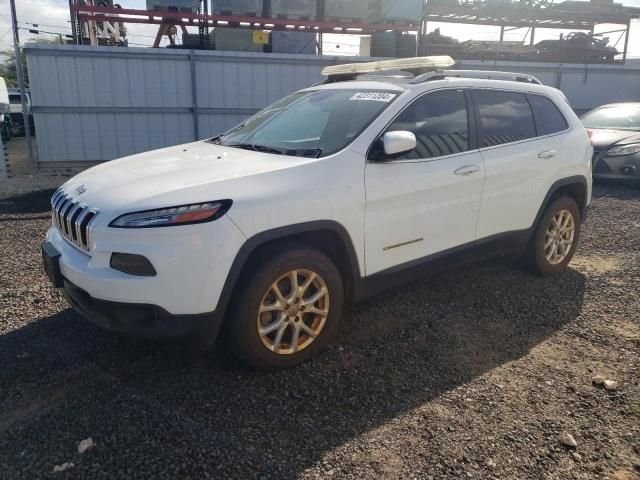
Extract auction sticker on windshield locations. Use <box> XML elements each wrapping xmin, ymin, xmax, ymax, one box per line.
<box><xmin>350</xmin><ymin>92</ymin><xmax>397</xmax><ymax>102</ymax></box>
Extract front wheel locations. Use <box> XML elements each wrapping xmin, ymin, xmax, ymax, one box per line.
<box><xmin>525</xmin><ymin>196</ymin><xmax>581</xmax><ymax>276</ymax></box>
<box><xmin>229</xmin><ymin>246</ymin><xmax>344</xmax><ymax>370</ymax></box>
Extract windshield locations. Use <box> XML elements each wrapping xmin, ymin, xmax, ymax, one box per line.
<box><xmin>217</xmin><ymin>89</ymin><xmax>398</xmax><ymax>157</ymax></box>
<box><xmin>581</xmin><ymin>105</ymin><xmax>640</xmax><ymax>131</ymax></box>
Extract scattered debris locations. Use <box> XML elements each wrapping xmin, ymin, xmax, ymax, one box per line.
<box><xmin>77</xmin><ymin>438</ymin><xmax>95</xmax><ymax>454</ymax></box>
<box><xmin>52</xmin><ymin>462</ymin><xmax>75</xmax><ymax>473</ymax></box>
<box><xmin>558</xmin><ymin>433</ymin><xmax>578</xmax><ymax>448</ymax></box>
<box><xmin>571</xmin><ymin>452</ymin><xmax>582</xmax><ymax>462</ymax></box>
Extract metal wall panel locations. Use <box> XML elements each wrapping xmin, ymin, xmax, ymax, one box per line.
<box><xmin>26</xmin><ymin>45</ymin><xmax>338</xmax><ymax>162</ymax></box>
<box><xmin>25</xmin><ymin>44</ymin><xmax>640</xmax><ymax>164</ymax></box>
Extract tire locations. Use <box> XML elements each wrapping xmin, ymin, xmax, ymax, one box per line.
<box><xmin>228</xmin><ymin>245</ymin><xmax>344</xmax><ymax>371</ymax></box>
<box><xmin>525</xmin><ymin>196</ymin><xmax>581</xmax><ymax>276</ymax></box>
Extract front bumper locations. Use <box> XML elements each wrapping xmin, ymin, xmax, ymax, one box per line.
<box><xmin>45</xmin><ymin>213</ymin><xmax>245</xmax><ymax>315</ymax></box>
<box><xmin>593</xmin><ymin>150</ymin><xmax>640</xmax><ymax>181</ymax></box>
<box><xmin>62</xmin><ymin>279</ymin><xmax>222</xmax><ymax>341</ymax></box>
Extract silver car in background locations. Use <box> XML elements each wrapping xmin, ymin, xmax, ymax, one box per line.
<box><xmin>582</xmin><ymin>103</ymin><xmax>640</xmax><ymax>183</ymax></box>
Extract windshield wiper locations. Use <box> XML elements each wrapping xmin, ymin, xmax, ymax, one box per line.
<box><xmin>228</xmin><ymin>143</ymin><xmax>287</xmax><ymax>155</ymax></box>
<box><xmin>291</xmin><ymin>148</ymin><xmax>323</xmax><ymax>158</ymax></box>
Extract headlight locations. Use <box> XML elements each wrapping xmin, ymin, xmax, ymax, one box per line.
<box><xmin>606</xmin><ymin>143</ymin><xmax>640</xmax><ymax>157</ymax></box>
<box><xmin>110</xmin><ymin>200</ymin><xmax>232</xmax><ymax>228</ymax></box>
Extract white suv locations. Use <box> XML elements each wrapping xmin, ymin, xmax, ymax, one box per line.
<box><xmin>42</xmin><ymin>60</ymin><xmax>592</xmax><ymax>370</ymax></box>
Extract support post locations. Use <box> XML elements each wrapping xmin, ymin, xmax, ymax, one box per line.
<box><xmin>9</xmin><ymin>0</ymin><xmax>35</xmax><ymax>170</ymax></box>
<box><xmin>530</xmin><ymin>23</ymin><xmax>535</xmax><ymax>46</ymax></box>
<box><xmin>69</xmin><ymin>0</ymin><xmax>79</xmax><ymax>44</ymax></box>
<box><xmin>189</xmin><ymin>51</ymin><xmax>199</xmax><ymax>141</ymax></box>
<box><xmin>499</xmin><ymin>25</ymin><xmax>504</xmax><ymax>45</ymax></box>
<box><xmin>622</xmin><ymin>20</ymin><xmax>630</xmax><ymax>63</ymax></box>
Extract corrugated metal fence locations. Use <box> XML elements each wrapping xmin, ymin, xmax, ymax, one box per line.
<box><xmin>25</xmin><ymin>44</ymin><xmax>640</xmax><ymax>164</ymax></box>
<box><xmin>25</xmin><ymin>44</ymin><xmax>340</xmax><ymax>164</ymax></box>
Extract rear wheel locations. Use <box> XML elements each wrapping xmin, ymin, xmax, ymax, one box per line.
<box><xmin>525</xmin><ymin>196</ymin><xmax>581</xmax><ymax>276</ymax></box>
<box><xmin>229</xmin><ymin>246</ymin><xmax>344</xmax><ymax>370</ymax></box>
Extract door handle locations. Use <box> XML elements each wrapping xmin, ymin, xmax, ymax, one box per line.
<box><xmin>454</xmin><ymin>164</ymin><xmax>481</xmax><ymax>176</ymax></box>
<box><xmin>538</xmin><ymin>150</ymin><xmax>557</xmax><ymax>159</ymax></box>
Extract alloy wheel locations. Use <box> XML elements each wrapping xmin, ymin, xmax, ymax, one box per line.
<box><xmin>257</xmin><ymin>269</ymin><xmax>330</xmax><ymax>355</ymax></box>
<box><xmin>544</xmin><ymin>209</ymin><xmax>575</xmax><ymax>265</ymax></box>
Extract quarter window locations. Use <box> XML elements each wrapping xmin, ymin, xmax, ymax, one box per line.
<box><xmin>528</xmin><ymin>94</ymin><xmax>568</xmax><ymax>135</ymax></box>
<box><xmin>473</xmin><ymin>90</ymin><xmax>536</xmax><ymax>147</ymax></box>
<box><xmin>375</xmin><ymin>89</ymin><xmax>469</xmax><ymax>160</ymax></box>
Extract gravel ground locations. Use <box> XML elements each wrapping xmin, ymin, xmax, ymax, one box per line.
<box><xmin>0</xmin><ymin>177</ymin><xmax>639</xmax><ymax>480</ymax></box>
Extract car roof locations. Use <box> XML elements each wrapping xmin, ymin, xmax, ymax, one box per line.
<box><xmin>591</xmin><ymin>102</ymin><xmax>640</xmax><ymax>109</ymax></box>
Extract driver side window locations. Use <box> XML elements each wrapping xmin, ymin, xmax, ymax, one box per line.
<box><xmin>373</xmin><ymin>89</ymin><xmax>470</xmax><ymax>161</ymax></box>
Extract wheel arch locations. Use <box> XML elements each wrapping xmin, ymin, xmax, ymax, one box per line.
<box><xmin>217</xmin><ymin>221</ymin><xmax>364</xmax><ymax>322</ymax></box>
<box><xmin>532</xmin><ymin>175</ymin><xmax>589</xmax><ymax>232</ymax></box>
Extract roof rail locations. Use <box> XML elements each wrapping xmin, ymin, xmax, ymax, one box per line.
<box><xmin>411</xmin><ymin>70</ymin><xmax>543</xmax><ymax>85</ymax></box>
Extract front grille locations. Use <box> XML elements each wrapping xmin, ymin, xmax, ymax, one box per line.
<box><xmin>50</xmin><ymin>189</ymin><xmax>99</xmax><ymax>252</ymax></box>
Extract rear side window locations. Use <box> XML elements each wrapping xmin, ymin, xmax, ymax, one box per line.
<box><xmin>380</xmin><ymin>89</ymin><xmax>469</xmax><ymax>160</ymax></box>
<box><xmin>528</xmin><ymin>94</ymin><xmax>569</xmax><ymax>135</ymax></box>
<box><xmin>473</xmin><ymin>90</ymin><xmax>536</xmax><ymax>147</ymax></box>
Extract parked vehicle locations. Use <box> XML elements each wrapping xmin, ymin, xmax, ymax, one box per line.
<box><xmin>42</xmin><ymin>57</ymin><xmax>593</xmax><ymax>370</ymax></box>
<box><xmin>0</xmin><ymin>78</ymin><xmax>10</xmax><ymax>142</ymax></box>
<box><xmin>534</xmin><ymin>32</ymin><xmax>618</xmax><ymax>63</ymax></box>
<box><xmin>8</xmin><ymin>88</ymin><xmax>35</xmax><ymax>137</ymax></box>
<box><xmin>581</xmin><ymin>103</ymin><xmax>640</xmax><ymax>183</ymax></box>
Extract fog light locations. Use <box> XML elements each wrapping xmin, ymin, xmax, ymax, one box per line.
<box><xmin>110</xmin><ymin>253</ymin><xmax>157</xmax><ymax>277</ymax></box>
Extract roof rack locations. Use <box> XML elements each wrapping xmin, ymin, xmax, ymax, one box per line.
<box><xmin>411</xmin><ymin>70</ymin><xmax>543</xmax><ymax>85</ymax></box>
<box><xmin>321</xmin><ymin>56</ymin><xmax>455</xmax><ymax>83</ymax></box>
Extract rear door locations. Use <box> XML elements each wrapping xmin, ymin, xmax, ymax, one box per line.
<box><xmin>364</xmin><ymin>88</ymin><xmax>485</xmax><ymax>275</ymax></box>
<box><xmin>472</xmin><ymin>89</ymin><xmax>569</xmax><ymax>240</ymax></box>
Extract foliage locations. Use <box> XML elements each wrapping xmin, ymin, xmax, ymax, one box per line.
<box><xmin>0</xmin><ymin>37</ymin><xmax>59</xmax><ymax>87</ymax></box>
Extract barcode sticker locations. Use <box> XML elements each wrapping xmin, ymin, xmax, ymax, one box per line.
<box><xmin>349</xmin><ymin>92</ymin><xmax>396</xmax><ymax>103</ymax></box>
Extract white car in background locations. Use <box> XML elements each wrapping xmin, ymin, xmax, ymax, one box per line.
<box><xmin>42</xmin><ymin>57</ymin><xmax>592</xmax><ymax>370</ymax></box>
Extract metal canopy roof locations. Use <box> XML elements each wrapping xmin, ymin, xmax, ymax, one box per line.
<box><xmin>424</xmin><ymin>2</ymin><xmax>640</xmax><ymax>29</ymax></box>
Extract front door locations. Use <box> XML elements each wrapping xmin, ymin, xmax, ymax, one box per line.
<box><xmin>364</xmin><ymin>89</ymin><xmax>485</xmax><ymax>275</ymax></box>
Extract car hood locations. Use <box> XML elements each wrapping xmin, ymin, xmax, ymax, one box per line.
<box><xmin>588</xmin><ymin>129</ymin><xmax>640</xmax><ymax>150</ymax></box>
<box><xmin>60</xmin><ymin>141</ymin><xmax>311</xmax><ymax>213</ymax></box>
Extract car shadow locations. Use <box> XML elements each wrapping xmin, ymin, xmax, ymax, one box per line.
<box><xmin>591</xmin><ymin>180</ymin><xmax>640</xmax><ymax>200</ymax></box>
<box><xmin>0</xmin><ymin>188</ymin><xmax>56</xmax><ymax>215</ymax></box>
<box><xmin>0</xmin><ymin>260</ymin><xmax>586</xmax><ymax>478</ymax></box>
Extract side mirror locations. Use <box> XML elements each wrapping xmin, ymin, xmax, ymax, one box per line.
<box><xmin>383</xmin><ymin>131</ymin><xmax>416</xmax><ymax>157</ymax></box>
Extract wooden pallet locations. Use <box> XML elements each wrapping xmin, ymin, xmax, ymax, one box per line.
<box><xmin>324</xmin><ymin>16</ymin><xmax>365</xmax><ymax>24</ymax></box>
<box><xmin>268</xmin><ymin>13</ymin><xmax>316</xmax><ymax>21</ymax></box>
<box><xmin>212</xmin><ymin>10</ymin><xmax>266</xmax><ymax>18</ymax></box>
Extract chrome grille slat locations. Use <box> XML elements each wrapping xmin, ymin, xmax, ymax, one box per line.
<box><xmin>61</xmin><ymin>202</ymin><xmax>76</xmax><ymax>235</ymax></box>
<box><xmin>50</xmin><ymin>190</ymin><xmax>99</xmax><ymax>253</ymax></box>
<box><xmin>67</xmin><ymin>204</ymin><xmax>83</xmax><ymax>240</ymax></box>
<box><xmin>74</xmin><ymin>209</ymin><xmax>91</xmax><ymax>247</ymax></box>
<box><xmin>57</xmin><ymin>198</ymin><xmax>71</xmax><ymax>231</ymax></box>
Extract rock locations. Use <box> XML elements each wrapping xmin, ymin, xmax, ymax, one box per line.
<box><xmin>326</xmin><ymin>469</ymin><xmax>335</xmax><ymax>476</ymax></box>
<box><xmin>603</xmin><ymin>380</ymin><xmax>618</xmax><ymax>391</ymax></box>
<box><xmin>53</xmin><ymin>462</ymin><xmax>75</xmax><ymax>473</ymax></box>
<box><xmin>558</xmin><ymin>433</ymin><xmax>578</xmax><ymax>448</ymax></box>
<box><xmin>571</xmin><ymin>452</ymin><xmax>582</xmax><ymax>462</ymax></box>
<box><xmin>592</xmin><ymin>375</ymin><xmax>606</xmax><ymax>386</ymax></box>
<box><xmin>77</xmin><ymin>437</ymin><xmax>95</xmax><ymax>454</ymax></box>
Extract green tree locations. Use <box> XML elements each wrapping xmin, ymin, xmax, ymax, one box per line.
<box><xmin>0</xmin><ymin>36</ymin><xmax>59</xmax><ymax>88</ymax></box>
<box><xmin>0</xmin><ymin>47</ymin><xmax>28</xmax><ymax>88</ymax></box>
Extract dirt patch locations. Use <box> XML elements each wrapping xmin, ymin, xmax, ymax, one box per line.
<box><xmin>571</xmin><ymin>254</ymin><xmax>622</xmax><ymax>276</ymax></box>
